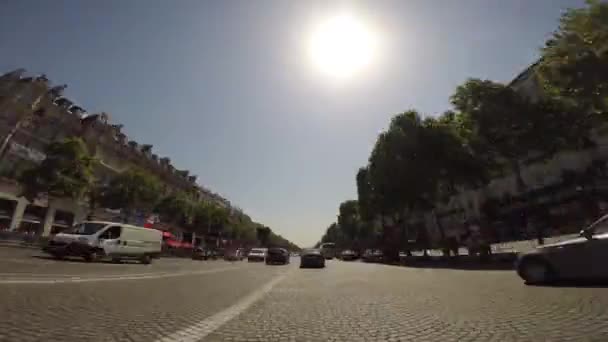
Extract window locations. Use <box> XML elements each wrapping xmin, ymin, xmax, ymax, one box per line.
<box><xmin>99</xmin><ymin>225</ymin><xmax>122</xmax><ymax>240</ymax></box>
<box><xmin>66</xmin><ymin>222</ymin><xmax>106</xmax><ymax>235</ymax></box>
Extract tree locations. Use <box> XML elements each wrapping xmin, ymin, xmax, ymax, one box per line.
<box><xmin>155</xmin><ymin>192</ymin><xmax>193</xmax><ymax>226</ymax></box>
<box><xmin>538</xmin><ymin>0</ymin><xmax>608</xmax><ymax>114</ymax></box>
<box><xmin>193</xmin><ymin>202</ymin><xmax>230</xmax><ymax>235</ymax></box>
<box><xmin>356</xmin><ymin>167</ymin><xmax>375</xmax><ymax>221</ymax></box>
<box><xmin>451</xmin><ymin>78</ymin><xmax>591</xmax><ymax>190</ymax></box>
<box><xmin>337</xmin><ymin>200</ymin><xmax>360</xmax><ymax>247</ymax></box>
<box><xmin>20</xmin><ymin>137</ymin><xmax>95</xmax><ymax>202</ymax></box>
<box><xmin>97</xmin><ymin>169</ymin><xmax>162</xmax><ymax>221</ymax></box>
<box><xmin>256</xmin><ymin>226</ymin><xmax>271</xmax><ymax>247</ymax></box>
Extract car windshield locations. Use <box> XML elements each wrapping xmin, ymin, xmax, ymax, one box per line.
<box><xmin>64</xmin><ymin>222</ymin><xmax>107</xmax><ymax>235</ymax></box>
<box><xmin>587</xmin><ymin>215</ymin><xmax>608</xmax><ymax>234</ymax></box>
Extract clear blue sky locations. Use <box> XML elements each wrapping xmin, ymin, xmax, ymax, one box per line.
<box><xmin>0</xmin><ymin>0</ymin><xmax>585</xmax><ymax>246</ymax></box>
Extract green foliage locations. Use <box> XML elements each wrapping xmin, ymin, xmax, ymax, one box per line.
<box><xmin>337</xmin><ymin>200</ymin><xmax>360</xmax><ymax>242</ymax></box>
<box><xmin>155</xmin><ymin>192</ymin><xmax>194</xmax><ymax>225</ymax></box>
<box><xmin>20</xmin><ymin>137</ymin><xmax>95</xmax><ymax>202</ymax></box>
<box><xmin>538</xmin><ymin>0</ymin><xmax>608</xmax><ymax>113</ymax></box>
<box><xmin>451</xmin><ymin>78</ymin><xmax>592</xmax><ymax>188</ymax></box>
<box><xmin>97</xmin><ymin>168</ymin><xmax>162</xmax><ymax>214</ymax></box>
<box><xmin>256</xmin><ymin>226</ymin><xmax>271</xmax><ymax>247</ymax></box>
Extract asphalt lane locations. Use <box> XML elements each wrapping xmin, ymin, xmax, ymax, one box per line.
<box><xmin>1</xmin><ymin>249</ymin><xmax>608</xmax><ymax>341</ymax></box>
<box><xmin>208</xmin><ymin>260</ymin><xmax>608</xmax><ymax>342</ymax></box>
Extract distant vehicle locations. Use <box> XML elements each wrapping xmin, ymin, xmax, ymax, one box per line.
<box><xmin>43</xmin><ymin>221</ymin><xmax>162</xmax><ymax>264</ymax></box>
<box><xmin>516</xmin><ymin>214</ymin><xmax>608</xmax><ymax>284</ymax></box>
<box><xmin>225</xmin><ymin>248</ymin><xmax>245</xmax><ymax>261</ymax></box>
<box><xmin>265</xmin><ymin>248</ymin><xmax>290</xmax><ymax>265</ymax></box>
<box><xmin>340</xmin><ymin>249</ymin><xmax>358</xmax><ymax>261</ymax></box>
<box><xmin>300</xmin><ymin>248</ymin><xmax>325</xmax><ymax>268</ymax></box>
<box><xmin>320</xmin><ymin>242</ymin><xmax>336</xmax><ymax>259</ymax></box>
<box><xmin>248</xmin><ymin>248</ymin><xmax>267</xmax><ymax>262</ymax></box>
<box><xmin>192</xmin><ymin>247</ymin><xmax>212</xmax><ymax>260</ymax></box>
<box><xmin>362</xmin><ymin>249</ymin><xmax>383</xmax><ymax>263</ymax></box>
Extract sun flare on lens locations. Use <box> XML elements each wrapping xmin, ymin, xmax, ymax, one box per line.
<box><xmin>308</xmin><ymin>14</ymin><xmax>378</xmax><ymax>80</ymax></box>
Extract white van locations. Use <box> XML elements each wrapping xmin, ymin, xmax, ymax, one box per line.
<box><xmin>43</xmin><ymin>221</ymin><xmax>162</xmax><ymax>264</ymax></box>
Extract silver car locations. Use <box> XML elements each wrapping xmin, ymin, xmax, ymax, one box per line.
<box><xmin>516</xmin><ymin>214</ymin><xmax>608</xmax><ymax>284</ymax></box>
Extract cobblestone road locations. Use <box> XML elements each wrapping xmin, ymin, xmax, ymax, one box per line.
<box><xmin>1</xmin><ymin>247</ymin><xmax>607</xmax><ymax>341</ymax></box>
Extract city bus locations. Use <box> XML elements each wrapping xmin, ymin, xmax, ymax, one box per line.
<box><xmin>320</xmin><ymin>242</ymin><xmax>336</xmax><ymax>259</ymax></box>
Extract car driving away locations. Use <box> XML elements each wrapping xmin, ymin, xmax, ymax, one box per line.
<box><xmin>516</xmin><ymin>214</ymin><xmax>608</xmax><ymax>285</ymax></box>
<box><xmin>300</xmin><ymin>248</ymin><xmax>325</xmax><ymax>268</ymax></box>
<box><xmin>191</xmin><ymin>246</ymin><xmax>211</xmax><ymax>260</ymax></box>
<box><xmin>247</xmin><ymin>248</ymin><xmax>267</xmax><ymax>262</ymax></box>
<box><xmin>265</xmin><ymin>247</ymin><xmax>290</xmax><ymax>265</ymax></box>
<box><xmin>224</xmin><ymin>248</ymin><xmax>245</xmax><ymax>261</ymax></box>
<box><xmin>340</xmin><ymin>249</ymin><xmax>358</xmax><ymax>261</ymax></box>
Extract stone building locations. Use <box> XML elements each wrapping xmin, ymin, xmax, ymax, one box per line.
<box><xmin>0</xmin><ymin>69</ymin><xmax>232</xmax><ymax>238</ymax></box>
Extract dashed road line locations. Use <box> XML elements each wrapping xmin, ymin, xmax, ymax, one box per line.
<box><xmin>156</xmin><ymin>269</ymin><xmax>290</xmax><ymax>342</ymax></box>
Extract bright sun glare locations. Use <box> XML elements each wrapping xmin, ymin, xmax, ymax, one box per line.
<box><xmin>308</xmin><ymin>14</ymin><xmax>378</xmax><ymax>80</ymax></box>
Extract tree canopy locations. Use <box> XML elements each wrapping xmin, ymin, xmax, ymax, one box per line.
<box><xmin>20</xmin><ymin>137</ymin><xmax>95</xmax><ymax>202</ymax></box>
<box><xmin>538</xmin><ymin>0</ymin><xmax>608</xmax><ymax>114</ymax></box>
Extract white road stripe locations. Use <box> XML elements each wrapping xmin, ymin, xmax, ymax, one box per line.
<box><xmin>0</xmin><ymin>266</ymin><xmax>243</xmax><ymax>285</ymax></box>
<box><xmin>156</xmin><ymin>271</ymin><xmax>289</xmax><ymax>342</ymax></box>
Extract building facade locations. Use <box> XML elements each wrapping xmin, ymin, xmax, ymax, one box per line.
<box><xmin>0</xmin><ymin>69</ymin><xmax>232</xmax><ymax>238</ymax></box>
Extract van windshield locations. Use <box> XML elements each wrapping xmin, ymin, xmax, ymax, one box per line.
<box><xmin>65</xmin><ymin>222</ymin><xmax>107</xmax><ymax>235</ymax></box>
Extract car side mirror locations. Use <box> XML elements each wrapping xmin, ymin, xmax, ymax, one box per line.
<box><xmin>580</xmin><ymin>229</ymin><xmax>594</xmax><ymax>241</ymax></box>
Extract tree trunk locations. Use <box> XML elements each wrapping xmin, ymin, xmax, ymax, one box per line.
<box><xmin>512</xmin><ymin>160</ymin><xmax>526</xmax><ymax>192</ymax></box>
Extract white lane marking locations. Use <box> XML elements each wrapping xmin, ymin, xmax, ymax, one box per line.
<box><xmin>156</xmin><ymin>271</ymin><xmax>289</xmax><ymax>342</ymax></box>
<box><xmin>0</xmin><ymin>266</ymin><xmax>243</xmax><ymax>285</ymax></box>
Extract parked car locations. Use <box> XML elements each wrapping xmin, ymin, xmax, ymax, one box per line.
<box><xmin>516</xmin><ymin>214</ymin><xmax>608</xmax><ymax>284</ymax></box>
<box><xmin>300</xmin><ymin>248</ymin><xmax>325</xmax><ymax>268</ymax></box>
<box><xmin>192</xmin><ymin>247</ymin><xmax>212</xmax><ymax>260</ymax></box>
<box><xmin>265</xmin><ymin>248</ymin><xmax>290</xmax><ymax>265</ymax></box>
<box><xmin>362</xmin><ymin>249</ymin><xmax>383</xmax><ymax>263</ymax></box>
<box><xmin>43</xmin><ymin>221</ymin><xmax>162</xmax><ymax>264</ymax></box>
<box><xmin>340</xmin><ymin>249</ymin><xmax>358</xmax><ymax>261</ymax></box>
<box><xmin>225</xmin><ymin>248</ymin><xmax>245</xmax><ymax>261</ymax></box>
<box><xmin>247</xmin><ymin>248</ymin><xmax>267</xmax><ymax>262</ymax></box>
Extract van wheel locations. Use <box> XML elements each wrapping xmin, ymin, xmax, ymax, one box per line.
<box><xmin>140</xmin><ymin>255</ymin><xmax>152</xmax><ymax>265</ymax></box>
<box><xmin>84</xmin><ymin>251</ymin><xmax>100</xmax><ymax>263</ymax></box>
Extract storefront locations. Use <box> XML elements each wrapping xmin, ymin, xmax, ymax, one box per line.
<box><xmin>19</xmin><ymin>205</ymin><xmax>46</xmax><ymax>234</ymax></box>
<box><xmin>0</xmin><ymin>198</ymin><xmax>16</xmax><ymax>231</ymax></box>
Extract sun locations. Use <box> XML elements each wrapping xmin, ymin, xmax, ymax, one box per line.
<box><xmin>308</xmin><ymin>14</ymin><xmax>378</xmax><ymax>80</ymax></box>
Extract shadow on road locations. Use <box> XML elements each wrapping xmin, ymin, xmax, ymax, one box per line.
<box><xmin>32</xmin><ymin>255</ymin><xmax>137</xmax><ymax>265</ymax></box>
<box><xmin>530</xmin><ymin>279</ymin><xmax>608</xmax><ymax>289</ymax></box>
<box><xmin>398</xmin><ymin>259</ymin><xmax>515</xmax><ymax>271</ymax></box>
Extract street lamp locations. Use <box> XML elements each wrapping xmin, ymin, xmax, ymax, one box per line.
<box><xmin>0</xmin><ymin>84</ymin><xmax>66</xmax><ymax>161</ymax></box>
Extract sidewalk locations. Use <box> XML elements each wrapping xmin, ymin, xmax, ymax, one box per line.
<box><xmin>408</xmin><ymin>233</ymin><xmax>579</xmax><ymax>257</ymax></box>
<box><xmin>0</xmin><ymin>231</ymin><xmax>46</xmax><ymax>250</ymax></box>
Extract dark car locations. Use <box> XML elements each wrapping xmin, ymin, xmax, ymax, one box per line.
<box><xmin>224</xmin><ymin>248</ymin><xmax>245</xmax><ymax>261</ymax></box>
<box><xmin>340</xmin><ymin>249</ymin><xmax>358</xmax><ymax>261</ymax></box>
<box><xmin>516</xmin><ymin>214</ymin><xmax>608</xmax><ymax>284</ymax></box>
<box><xmin>192</xmin><ymin>247</ymin><xmax>211</xmax><ymax>260</ymax></box>
<box><xmin>362</xmin><ymin>249</ymin><xmax>383</xmax><ymax>263</ymax></box>
<box><xmin>265</xmin><ymin>248</ymin><xmax>290</xmax><ymax>265</ymax></box>
<box><xmin>300</xmin><ymin>248</ymin><xmax>325</xmax><ymax>268</ymax></box>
